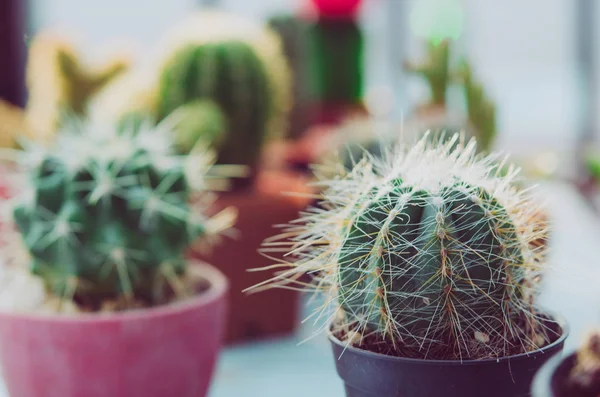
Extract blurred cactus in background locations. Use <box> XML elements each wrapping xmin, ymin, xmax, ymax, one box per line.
<box><xmin>404</xmin><ymin>39</ymin><xmax>497</xmax><ymax>153</ymax></box>
<box><xmin>307</xmin><ymin>0</ymin><xmax>364</xmax><ymax>114</ymax></box>
<box><xmin>308</xmin><ymin>19</ymin><xmax>364</xmax><ymax>107</ymax></box>
<box><xmin>1</xmin><ymin>117</ymin><xmax>236</xmax><ymax>311</ymax></box>
<box><xmin>403</xmin><ymin>39</ymin><xmax>469</xmax><ymax>145</ymax></box>
<box><xmin>405</xmin><ymin>40</ymin><xmax>451</xmax><ymax>108</ymax></box>
<box><xmin>151</xmin><ymin>11</ymin><xmax>291</xmax><ymax>171</ymax></box>
<box><xmin>25</xmin><ymin>31</ymin><xmax>130</xmax><ymax>138</ymax></box>
<box><xmin>0</xmin><ymin>100</ymin><xmax>33</xmax><ymax>149</ymax></box>
<box><xmin>457</xmin><ymin>61</ymin><xmax>497</xmax><ymax>153</ymax></box>
<box><xmin>585</xmin><ymin>152</ymin><xmax>600</xmax><ymax>184</ymax></box>
<box><xmin>567</xmin><ymin>331</ymin><xmax>600</xmax><ymax>396</ymax></box>
<box><xmin>257</xmin><ymin>133</ymin><xmax>551</xmax><ymax>360</ymax></box>
<box><xmin>268</xmin><ymin>15</ymin><xmax>314</xmax><ymax>140</ymax></box>
<box><xmin>170</xmin><ymin>100</ymin><xmax>228</xmax><ymax>155</ymax></box>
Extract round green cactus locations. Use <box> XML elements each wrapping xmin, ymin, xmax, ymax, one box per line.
<box><xmin>157</xmin><ymin>40</ymin><xmax>271</xmax><ymax>169</ymax></box>
<box><xmin>338</xmin><ymin>180</ymin><xmax>523</xmax><ymax>357</ymax></box>
<box><xmin>258</xmin><ymin>133</ymin><xmax>550</xmax><ymax>360</ymax></box>
<box><xmin>154</xmin><ymin>11</ymin><xmax>291</xmax><ymax>171</ymax></box>
<box><xmin>308</xmin><ymin>18</ymin><xmax>364</xmax><ymax>104</ymax></box>
<box><xmin>7</xmin><ymin>118</ymin><xmax>234</xmax><ymax>306</ymax></box>
<box><xmin>169</xmin><ymin>100</ymin><xmax>228</xmax><ymax>154</ymax></box>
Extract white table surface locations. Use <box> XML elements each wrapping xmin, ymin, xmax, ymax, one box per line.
<box><xmin>0</xmin><ymin>181</ymin><xmax>598</xmax><ymax>397</ymax></box>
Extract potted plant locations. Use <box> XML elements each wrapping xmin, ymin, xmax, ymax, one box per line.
<box><xmin>404</xmin><ymin>39</ymin><xmax>497</xmax><ymax>154</ymax></box>
<box><xmin>306</xmin><ymin>0</ymin><xmax>365</xmax><ymax>125</ymax></box>
<box><xmin>252</xmin><ymin>132</ymin><xmax>568</xmax><ymax>397</ymax></box>
<box><xmin>0</xmin><ymin>116</ymin><xmax>235</xmax><ymax>397</ymax></box>
<box><xmin>267</xmin><ymin>14</ymin><xmax>314</xmax><ymax>142</ymax></box>
<box><xmin>533</xmin><ymin>330</ymin><xmax>600</xmax><ymax>397</ymax></box>
<box><xmin>0</xmin><ymin>29</ymin><xmax>129</xmax><ymax>153</ymax></box>
<box><xmin>23</xmin><ymin>29</ymin><xmax>130</xmax><ymax>138</ymax></box>
<box><xmin>93</xmin><ymin>10</ymin><xmax>313</xmax><ymax>344</ymax></box>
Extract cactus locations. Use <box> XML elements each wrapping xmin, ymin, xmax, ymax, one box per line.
<box><xmin>405</xmin><ymin>39</ymin><xmax>451</xmax><ymax>107</ymax></box>
<box><xmin>25</xmin><ymin>31</ymin><xmax>130</xmax><ymax>137</ymax></box>
<box><xmin>256</xmin><ymin>133</ymin><xmax>550</xmax><ymax>360</ymax></box>
<box><xmin>268</xmin><ymin>15</ymin><xmax>313</xmax><ymax>140</ymax></box>
<box><xmin>458</xmin><ymin>61</ymin><xmax>497</xmax><ymax>153</ymax></box>
<box><xmin>308</xmin><ymin>18</ymin><xmax>364</xmax><ymax>105</ymax></box>
<box><xmin>405</xmin><ymin>41</ymin><xmax>498</xmax><ymax>153</ymax></box>
<box><xmin>2</xmin><ymin>117</ymin><xmax>236</xmax><ymax>309</ymax></box>
<box><xmin>0</xmin><ymin>99</ymin><xmax>33</xmax><ymax>149</ymax></box>
<box><xmin>567</xmin><ymin>331</ymin><xmax>600</xmax><ymax>396</ymax></box>
<box><xmin>154</xmin><ymin>11</ymin><xmax>291</xmax><ymax>169</ymax></box>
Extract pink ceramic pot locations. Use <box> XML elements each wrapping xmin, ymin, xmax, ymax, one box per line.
<box><xmin>0</xmin><ymin>262</ymin><xmax>228</xmax><ymax>397</ymax></box>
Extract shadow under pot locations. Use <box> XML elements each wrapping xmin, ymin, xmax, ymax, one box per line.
<box><xmin>330</xmin><ymin>314</ymin><xmax>568</xmax><ymax>397</ymax></box>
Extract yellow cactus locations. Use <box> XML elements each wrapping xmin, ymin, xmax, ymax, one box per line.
<box><xmin>89</xmin><ymin>68</ymin><xmax>159</xmax><ymax>123</ymax></box>
<box><xmin>25</xmin><ymin>30</ymin><xmax>130</xmax><ymax>137</ymax></box>
<box><xmin>0</xmin><ymin>99</ymin><xmax>33</xmax><ymax>148</ymax></box>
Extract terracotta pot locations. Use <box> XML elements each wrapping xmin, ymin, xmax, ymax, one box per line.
<box><xmin>0</xmin><ymin>262</ymin><xmax>228</xmax><ymax>397</ymax></box>
<box><xmin>192</xmin><ymin>177</ymin><xmax>311</xmax><ymax>344</ymax></box>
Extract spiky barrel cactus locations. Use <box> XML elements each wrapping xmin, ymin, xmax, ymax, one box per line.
<box><xmin>261</xmin><ymin>133</ymin><xmax>549</xmax><ymax>360</ymax></box>
<box><xmin>6</xmin><ymin>118</ymin><xmax>234</xmax><ymax>308</ymax></box>
<box><xmin>155</xmin><ymin>11</ymin><xmax>291</xmax><ymax>169</ymax></box>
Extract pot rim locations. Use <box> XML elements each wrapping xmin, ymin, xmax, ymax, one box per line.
<box><xmin>531</xmin><ymin>350</ymin><xmax>575</xmax><ymax>397</ymax></box>
<box><xmin>328</xmin><ymin>310</ymin><xmax>569</xmax><ymax>366</ymax></box>
<box><xmin>0</xmin><ymin>260</ymin><xmax>228</xmax><ymax>323</ymax></box>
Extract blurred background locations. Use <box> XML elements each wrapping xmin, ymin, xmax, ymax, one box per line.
<box><xmin>11</xmin><ymin>0</ymin><xmax>598</xmax><ymax>155</ymax></box>
<box><xmin>1</xmin><ymin>0</ymin><xmax>600</xmax><ymax>396</ymax></box>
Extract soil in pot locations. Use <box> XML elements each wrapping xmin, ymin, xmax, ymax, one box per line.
<box><xmin>330</xmin><ymin>314</ymin><xmax>568</xmax><ymax>397</ymax></box>
<box><xmin>69</xmin><ymin>266</ymin><xmax>211</xmax><ymax>314</ymax></box>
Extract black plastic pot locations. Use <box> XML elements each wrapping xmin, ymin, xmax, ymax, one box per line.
<box><xmin>330</xmin><ymin>316</ymin><xmax>568</xmax><ymax>397</ymax></box>
<box><xmin>531</xmin><ymin>351</ymin><xmax>576</xmax><ymax>397</ymax></box>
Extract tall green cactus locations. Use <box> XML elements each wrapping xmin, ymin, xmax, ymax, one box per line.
<box><xmin>268</xmin><ymin>15</ymin><xmax>313</xmax><ymax>140</ymax></box>
<box><xmin>308</xmin><ymin>18</ymin><xmax>364</xmax><ymax>104</ymax></box>
<box><xmin>6</xmin><ymin>117</ymin><xmax>235</xmax><ymax>307</ymax></box>
<box><xmin>405</xmin><ymin>39</ymin><xmax>451</xmax><ymax>107</ymax></box>
<box><xmin>459</xmin><ymin>61</ymin><xmax>497</xmax><ymax>152</ymax></box>
<box><xmin>157</xmin><ymin>41</ymin><xmax>271</xmax><ymax>168</ymax></box>
<box><xmin>154</xmin><ymin>11</ymin><xmax>291</xmax><ymax>170</ymax></box>
<box><xmin>258</xmin><ymin>133</ymin><xmax>550</xmax><ymax>360</ymax></box>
